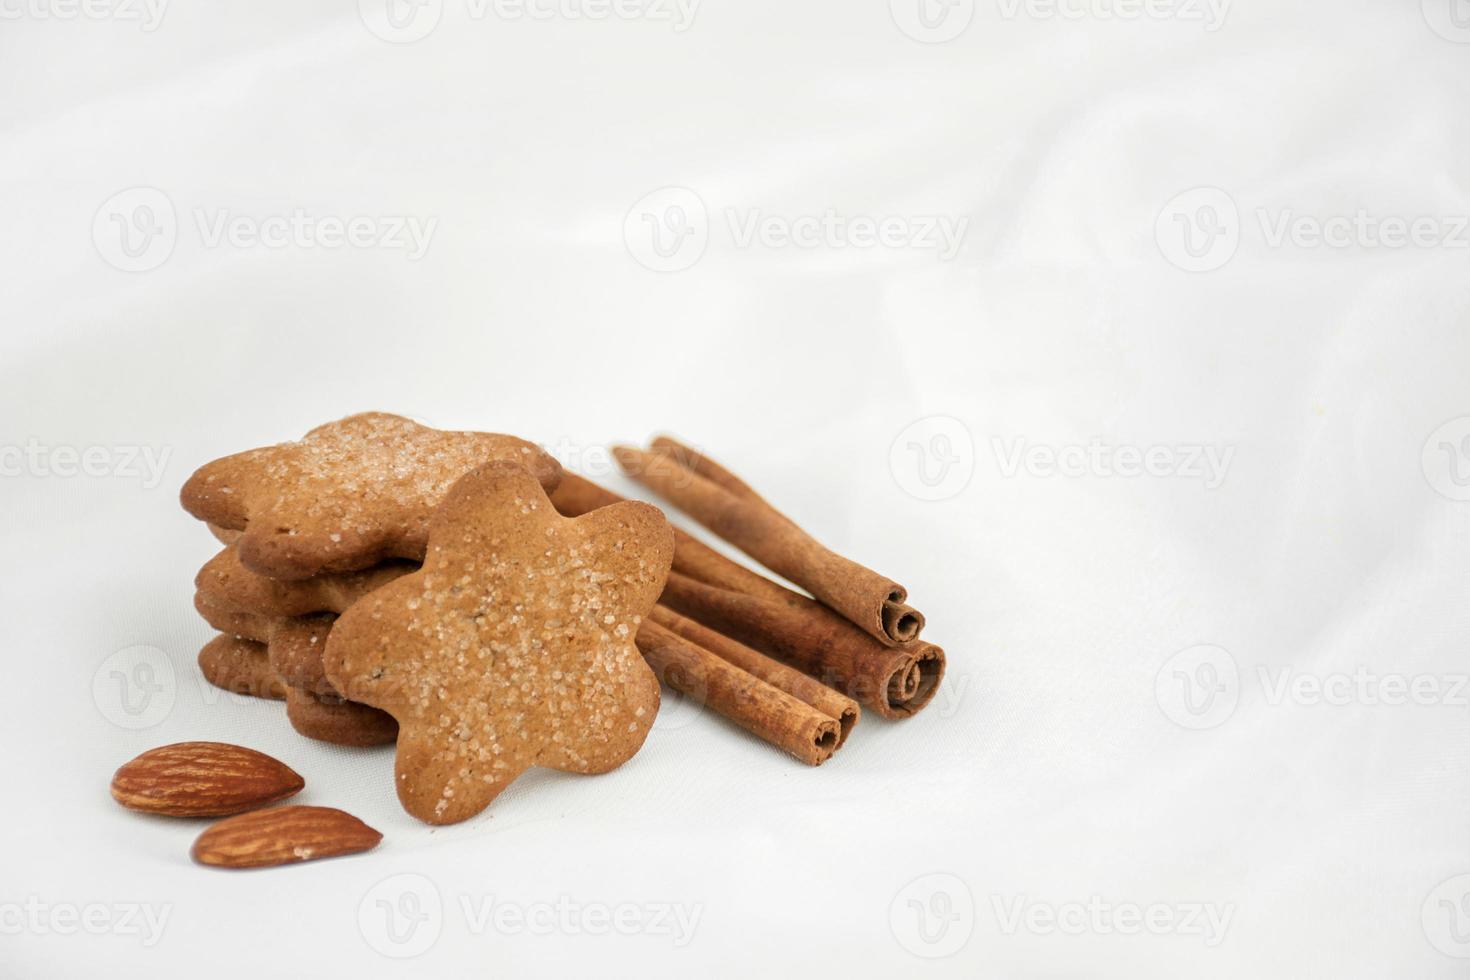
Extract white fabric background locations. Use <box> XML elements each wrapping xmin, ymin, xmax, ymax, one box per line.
<box><xmin>2</xmin><ymin>1</ymin><xmax>1468</xmax><ymax>976</ymax></box>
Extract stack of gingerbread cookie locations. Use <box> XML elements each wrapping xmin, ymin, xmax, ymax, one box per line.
<box><xmin>180</xmin><ymin>413</ymin><xmax>680</xmax><ymax>828</ymax></box>
<box><xmin>193</xmin><ymin>542</ymin><xmax>406</xmax><ymax>745</ymax></box>
<box><xmin>185</xmin><ymin>413</ymin><xmax>563</xmax><ymax>749</ymax></box>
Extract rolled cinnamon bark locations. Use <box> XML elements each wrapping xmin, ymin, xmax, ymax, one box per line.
<box><xmin>648</xmin><ymin>436</ymin><xmax>770</xmax><ymax>509</ymax></box>
<box><xmin>649</xmin><ymin>442</ymin><xmax>928</xmax><ymax>638</ymax></box>
<box><xmin>643</xmin><ymin>442</ymin><xmax>935</xmax><ymax>642</ymax></box>
<box><xmin>661</xmin><ymin>572</ymin><xmax>944</xmax><ymax>720</ymax></box>
<box><xmin>635</xmin><ymin>619</ymin><xmax>841</xmax><ymax>766</ymax></box>
<box><xmin>655</xmin><ymin>437</ymin><xmax>926</xmax><ymax>638</ymax></box>
<box><xmin>552</xmin><ymin>473</ymin><xmax>945</xmax><ymax>719</ymax></box>
<box><xmin>613</xmin><ymin>444</ymin><xmax>924</xmax><ymax>646</ymax></box>
<box><xmin>649</xmin><ymin>605</ymin><xmax>858</xmax><ymax>745</ymax></box>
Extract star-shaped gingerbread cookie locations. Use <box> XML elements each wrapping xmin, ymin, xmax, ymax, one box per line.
<box><xmin>181</xmin><ymin>414</ymin><xmax>561</xmax><ymax>580</ymax></box>
<box><xmin>323</xmin><ymin>460</ymin><xmax>673</xmax><ymax>825</ymax></box>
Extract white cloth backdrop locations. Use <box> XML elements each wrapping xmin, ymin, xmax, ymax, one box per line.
<box><xmin>2</xmin><ymin>1</ymin><xmax>1468</xmax><ymax>976</ymax></box>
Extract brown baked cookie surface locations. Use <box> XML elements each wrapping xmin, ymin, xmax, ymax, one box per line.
<box><xmin>197</xmin><ymin>573</ymin><xmax>399</xmax><ymax>740</ymax></box>
<box><xmin>285</xmin><ymin>688</ymin><xmax>398</xmax><ymax>747</ymax></box>
<box><xmin>196</xmin><ymin>546</ymin><xmax>416</xmax><ymax>619</ymax></box>
<box><xmin>181</xmin><ymin>413</ymin><xmax>562</xmax><ymax>581</ymax></box>
<box><xmin>194</xmin><ymin>591</ymin><xmax>273</xmax><ymax>643</ymax></box>
<box><xmin>194</xmin><ymin>595</ymin><xmax>357</xmax><ymax>693</ymax></box>
<box><xmin>324</xmin><ymin>460</ymin><xmax>673</xmax><ymax>825</ymax></box>
<box><xmin>207</xmin><ymin>524</ymin><xmax>241</xmax><ymax>546</ymax></box>
<box><xmin>265</xmin><ymin>614</ymin><xmax>338</xmax><ymax>697</ymax></box>
<box><xmin>197</xmin><ymin>634</ymin><xmax>287</xmax><ymax>701</ymax></box>
<box><xmin>195</xmin><ymin>592</ymin><xmax>338</xmax><ymax>694</ymax></box>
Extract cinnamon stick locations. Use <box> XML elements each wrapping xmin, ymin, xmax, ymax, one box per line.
<box><xmin>649</xmin><ymin>605</ymin><xmax>858</xmax><ymax>745</ymax></box>
<box><xmin>552</xmin><ymin>473</ymin><xmax>946</xmax><ymax>720</ymax></box>
<box><xmin>613</xmin><ymin>444</ymin><xmax>924</xmax><ymax>646</ymax></box>
<box><xmin>648</xmin><ymin>439</ymin><xmax>928</xmax><ymax>645</ymax></box>
<box><xmin>635</xmin><ymin>620</ymin><xmax>841</xmax><ymax>766</ymax></box>
<box><xmin>648</xmin><ymin>435</ymin><xmax>771</xmax><ymax>509</ymax></box>
<box><xmin>661</xmin><ymin>572</ymin><xmax>944</xmax><ymax>720</ymax></box>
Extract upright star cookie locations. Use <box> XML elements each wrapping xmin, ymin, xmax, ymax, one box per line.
<box><xmin>323</xmin><ymin>461</ymin><xmax>673</xmax><ymax>825</ymax></box>
<box><xmin>181</xmin><ymin>413</ymin><xmax>562</xmax><ymax>580</ymax></box>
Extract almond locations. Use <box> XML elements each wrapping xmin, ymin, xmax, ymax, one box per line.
<box><xmin>191</xmin><ymin>805</ymin><xmax>382</xmax><ymax>869</ymax></box>
<box><xmin>110</xmin><ymin>742</ymin><xmax>304</xmax><ymax>817</ymax></box>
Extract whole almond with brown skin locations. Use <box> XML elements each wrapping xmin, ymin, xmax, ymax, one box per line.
<box><xmin>191</xmin><ymin>806</ymin><xmax>382</xmax><ymax>869</ymax></box>
<box><xmin>110</xmin><ymin>742</ymin><xmax>304</xmax><ymax>817</ymax></box>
